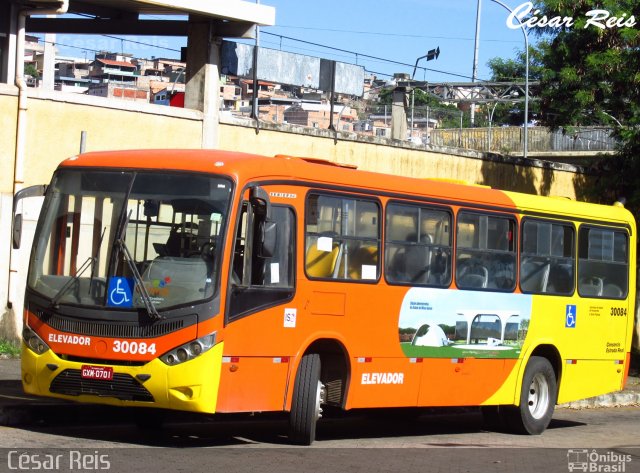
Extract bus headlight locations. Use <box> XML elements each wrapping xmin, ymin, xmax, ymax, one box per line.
<box><xmin>22</xmin><ymin>326</ymin><xmax>50</xmax><ymax>355</ymax></box>
<box><xmin>160</xmin><ymin>333</ymin><xmax>216</xmax><ymax>366</ymax></box>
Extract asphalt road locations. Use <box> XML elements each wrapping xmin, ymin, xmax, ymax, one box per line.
<box><xmin>1</xmin><ymin>359</ymin><xmax>639</xmax><ymax>472</ymax></box>
<box><xmin>0</xmin><ymin>406</ymin><xmax>639</xmax><ymax>473</ymax></box>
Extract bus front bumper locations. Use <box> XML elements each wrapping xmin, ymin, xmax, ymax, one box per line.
<box><xmin>21</xmin><ymin>342</ymin><xmax>224</xmax><ymax>414</ymax></box>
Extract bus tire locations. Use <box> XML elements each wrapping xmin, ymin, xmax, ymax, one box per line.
<box><xmin>506</xmin><ymin>356</ymin><xmax>557</xmax><ymax>435</ymax></box>
<box><xmin>289</xmin><ymin>353</ymin><xmax>324</xmax><ymax>445</ymax></box>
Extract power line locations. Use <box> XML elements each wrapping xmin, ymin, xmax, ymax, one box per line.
<box><xmin>35</xmin><ymin>37</ymin><xmax>180</xmax><ymax>63</ymax></box>
<box><xmin>262</xmin><ymin>32</ymin><xmax>489</xmax><ymax>82</ymax></box>
<box><xmin>268</xmin><ymin>25</ymin><xmax>522</xmax><ymax>44</ymax></box>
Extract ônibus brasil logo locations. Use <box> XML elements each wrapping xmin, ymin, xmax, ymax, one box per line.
<box><xmin>567</xmin><ymin>449</ymin><xmax>632</xmax><ymax>472</ymax></box>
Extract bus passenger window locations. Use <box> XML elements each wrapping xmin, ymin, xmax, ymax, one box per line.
<box><xmin>520</xmin><ymin>220</ymin><xmax>575</xmax><ymax>295</ymax></box>
<box><xmin>305</xmin><ymin>194</ymin><xmax>380</xmax><ymax>281</ymax></box>
<box><xmin>385</xmin><ymin>203</ymin><xmax>452</xmax><ymax>287</ymax></box>
<box><xmin>578</xmin><ymin>227</ymin><xmax>628</xmax><ymax>299</ymax></box>
<box><xmin>456</xmin><ymin>211</ymin><xmax>516</xmax><ymax>291</ymax></box>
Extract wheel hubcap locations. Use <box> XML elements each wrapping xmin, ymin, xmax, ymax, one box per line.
<box><xmin>527</xmin><ymin>373</ymin><xmax>549</xmax><ymax>419</ymax></box>
<box><xmin>315</xmin><ymin>381</ymin><xmax>326</xmax><ymax>420</ymax></box>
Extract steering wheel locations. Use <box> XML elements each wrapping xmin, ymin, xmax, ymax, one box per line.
<box><xmin>200</xmin><ymin>241</ymin><xmax>215</xmax><ymax>258</ymax></box>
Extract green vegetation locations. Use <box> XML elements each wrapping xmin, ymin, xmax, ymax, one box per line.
<box><xmin>24</xmin><ymin>63</ymin><xmax>39</xmax><ymax>79</ymax></box>
<box><xmin>0</xmin><ymin>339</ymin><xmax>20</xmax><ymax>358</ymax></box>
<box><xmin>530</xmin><ymin>0</ymin><xmax>640</xmax><ymax>214</ymax></box>
<box><xmin>484</xmin><ymin>46</ymin><xmax>544</xmax><ymax>127</ymax></box>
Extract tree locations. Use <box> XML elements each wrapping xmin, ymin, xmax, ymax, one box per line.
<box><xmin>24</xmin><ymin>63</ymin><xmax>39</xmax><ymax>79</ymax></box>
<box><xmin>531</xmin><ymin>0</ymin><xmax>640</xmax><ymax>212</ymax></box>
<box><xmin>529</xmin><ymin>1</ymin><xmax>640</xmax><ymax>354</ymax></box>
<box><xmin>485</xmin><ymin>46</ymin><xmax>545</xmax><ymax>126</ymax></box>
<box><xmin>378</xmin><ymin>88</ymin><xmax>469</xmax><ymax>128</ymax></box>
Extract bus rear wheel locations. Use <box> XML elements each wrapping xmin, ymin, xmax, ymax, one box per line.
<box><xmin>289</xmin><ymin>353</ymin><xmax>325</xmax><ymax>445</ymax></box>
<box><xmin>506</xmin><ymin>356</ymin><xmax>557</xmax><ymax>435</ymax></box>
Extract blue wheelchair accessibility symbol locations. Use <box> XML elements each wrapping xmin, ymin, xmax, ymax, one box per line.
<box><xmin>107</xmin><ymin>277</ymin><xmax>134</xmax><ymax>308</ymax></box>
<box><xmin>565</xmin><ymin>305</ymin><xmax>577</xmax><ymax>328</ymax></box>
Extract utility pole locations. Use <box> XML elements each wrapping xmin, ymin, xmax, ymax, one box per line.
<box><xmin>470</xmin><ymin>0</ymin><xmax>482</xmax><ymax>127</ymax></box>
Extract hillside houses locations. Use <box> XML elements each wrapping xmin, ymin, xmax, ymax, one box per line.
<box><xmin>23</xmin><ymin>46</ymin><xmax>443</xmax><ymax>136</ymax></box>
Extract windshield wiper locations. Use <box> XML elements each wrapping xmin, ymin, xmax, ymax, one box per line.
<box><xmin>50</xmin><ymin>226</ymin><xmax>107</xmax><ymax>308</ymax></box>
<box><xmin>115</xmin><ymin>238</ymin><xmax>160</xmax><ymax>320</ymax></box>
<box><xmin>114</xmin><ymin>210</ymin><xmax>161</xmax><ymax>320</ymax></box>
<box><xmin>50</xmin><ymin>256</ymin><xmax>94</xmax><ymax>308</ymax></box>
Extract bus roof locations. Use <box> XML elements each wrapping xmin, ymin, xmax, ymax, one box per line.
<box><xmin>59</xmin><ymin>149</ymin><xmax>635</xmax><ymax>228</ymax></box>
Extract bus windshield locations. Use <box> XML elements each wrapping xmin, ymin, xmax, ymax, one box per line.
<box><xmin>27</xmin><ymin>169</ymin><xmax>233</xmax><ymax>311</ymax></box>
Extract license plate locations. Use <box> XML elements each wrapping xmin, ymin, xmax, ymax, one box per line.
<box><xmin>81</xmin><ymin>365</ymin><xmax>114</xmax><ymax>381</ymax></box>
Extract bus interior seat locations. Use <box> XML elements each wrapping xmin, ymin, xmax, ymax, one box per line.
<box><xmin>602</xmin><ymin>283</ymin><xmax>623</xmax><ymax>298</ymax></box>
<box><xmin>165</xmin><ymin>224</ymin><xmax>199</xmax><ymax>257</ymax></box>
<box><xmin>457</xmin><ymin>262</ymin><xmax>488</xmax><ymax>289</ymax></box>
<box><xmin>402</xmin><ymin>234</ymin><xmax>432</xmax><ymax>283</ymax></box>
<box><xmin>306</xmin><ymin>239</ymin><xmax>341</xmax><ymax>278</ymax></box>
<box><xmin>386</xmin><ymin>215</ymin><xmax>420</xmax><ymax>282</ymax></box>
<box><xmin>428</xmin><ymin>247</ymin><xmax>449</xmax><ymax>285</ymax></box>
<box><xmin>580</xmin><ymin>277</ymin><xmax>603</xmax><ymax>296</ymax></box>
<box><xmin>520</xmin><ymin>259</ymin><xmax>550</xmax><ymax>293</ymax></box>
<box><xmin>347</xmin><ymin>244</ymin><xmax>378</xmax><ymax>279</ymax></box>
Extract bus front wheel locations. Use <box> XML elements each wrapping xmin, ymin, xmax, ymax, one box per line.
<box><xmin>289</xmin><ymin>353</ymin><xmax>325</xmax><ymax>445</ymax></box>
<box><xmin>506</xmin><ymin>356</ymin><xmax>557</xmax><ymax>435</ymax></box>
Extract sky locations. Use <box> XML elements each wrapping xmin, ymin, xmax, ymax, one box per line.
<box><xmin>52</xmin><ymin>0</ymin><xmax>533</xmax><ymax>84</ymax></box>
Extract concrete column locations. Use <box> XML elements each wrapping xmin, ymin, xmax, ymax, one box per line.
<box><xmin>184</xmin><ymin>16</ymin><xmax>220</xmax><ymax>149</ymax></box>
<box><xmin>391</xmin><ymin>88</ymin><xmax>408</xmax><ymax>141</ymax></box>
<box><xmin>0</xmin><ymin>3</ymin><xmax>17</xmax><ymax>84</ymax></box>
<box><xmin>42</xmin><ymin>22</ymin><xmax>56</xmax><ymax>90</ymax></box>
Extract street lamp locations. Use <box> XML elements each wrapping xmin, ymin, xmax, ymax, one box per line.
<box><xmin>489</xmin><ymin>0</ymin><xmax>529</xmax><ymax>160</ymax></box>
<box><xmin>488</xmin><ymin>101</ymin><xmax>499</xmax><ymax>152</ymax></box>
<box><xmin>412</xmin><ymin>47</ymin><xmax>440</xmax><ymax>80</ymax></box>
<box><xmin>410</xmin><ymin>49</ymin><xmax>440</xmax><ymax>142</ymax></box>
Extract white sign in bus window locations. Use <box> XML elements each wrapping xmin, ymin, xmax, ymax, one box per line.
<box><xmin>317</xmin><ymin>236</ymin><xmax>333</xmax><ymax>252</ymax></box>
<box><xmin>270</xmin><ymin>263</ymin><xmax>280</xmax><ymax>284</ymax></box>
<box><xmin>362</xmin><ymin>265</ymin><xmax>377</xmax><ymax>280</ymax></box>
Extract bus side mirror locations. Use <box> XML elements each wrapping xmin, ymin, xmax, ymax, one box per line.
<box><xmin>249</xmin><ymin>186</ymin><xmax>271</xmax><ymax>219</ymax></box>
<box><xmin>12</xmin><ymin>184</ymin><xmax>47</xmax><ymax>250</ymax></box>
<box><xmin>13</xmin><ymin>214</ymin><xmax>23</xmax><ymax>250</ymax></box>
<box><xmin>258</xmin><ymin>220</ymin><xmax>277</xmax><ymax>258</ymax></box>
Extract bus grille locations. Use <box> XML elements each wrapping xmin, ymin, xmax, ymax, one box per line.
<box><xmin>38</xmin><ymin>311</ymin><xmax>187</xmax><ymax>339</ymax></box>
<box><xmin>50</xmin><ymin>369</ymin><xmax>154</xmax><ymax>402</ymax></box>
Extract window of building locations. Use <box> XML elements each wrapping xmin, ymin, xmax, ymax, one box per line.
<box><xmin>520</xmin><ymin>219</ymin><xmax>575</xmax><ymax>295</ymax></box>
<box><xmin>578</xmin><ymin>226</ymin><xmax>628</xmax><ymax>299</ymax></box>
<box><xmin>305</xmin><ymin>194</ymin><xmax>380</xmax><ymax>281</ymax></box>
<box><xmin>385</xmin><ymin>203</ymin><xmax>451</xmax><ymax>286</ymax></box>
<box><xmin>456</xmin><ymin>211</ymin><xmax>516</xmax><ymax>291</ymax></box>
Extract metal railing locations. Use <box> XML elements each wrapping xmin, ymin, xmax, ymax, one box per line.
<box><xmin>220</xmin><ymin>89</ymin><xmax>617</xmax><ymax>154</ymax></box>
<box><xmin>429</xmin><ymin>126</ymin><xmax>617</xmax><ymax>154</ymax></box>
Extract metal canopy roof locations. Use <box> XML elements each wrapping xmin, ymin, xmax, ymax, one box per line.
<box><xmin>67</xmin><ymin>0</ymin><xmax>275</xmax><ymax>25</ymax></box>
<box><xmin>22</xmin><ymin>0</ymin><xmax>275</xmax><ymax>38</ymax></box>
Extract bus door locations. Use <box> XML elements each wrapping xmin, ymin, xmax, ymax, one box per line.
<box><xmin>217</xmin><ymin>186</ymin><xmax>297</xmax><ymax>412</ymax></box>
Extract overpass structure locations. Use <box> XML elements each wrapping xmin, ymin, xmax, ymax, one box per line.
<box><xmin>0</xmin><ymin>1</ymin><xmax>595</xmax><ymax>341</ymax></box>
<box><xmin>396</xmin><ymin>80</ymin><xmax>540</xmax><ymax>104</ymax></box>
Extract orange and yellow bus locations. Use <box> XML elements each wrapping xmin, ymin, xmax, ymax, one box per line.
<box><xmin>16</xmin><ymin>149</ymin><xmax>635</xmax><ymax>444</ymax></box>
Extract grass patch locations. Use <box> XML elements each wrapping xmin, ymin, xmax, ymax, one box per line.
<box><xmin>0</xmin><ymin>339</ymin><xmax>20</xmax><ymax>358</ymax></box>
